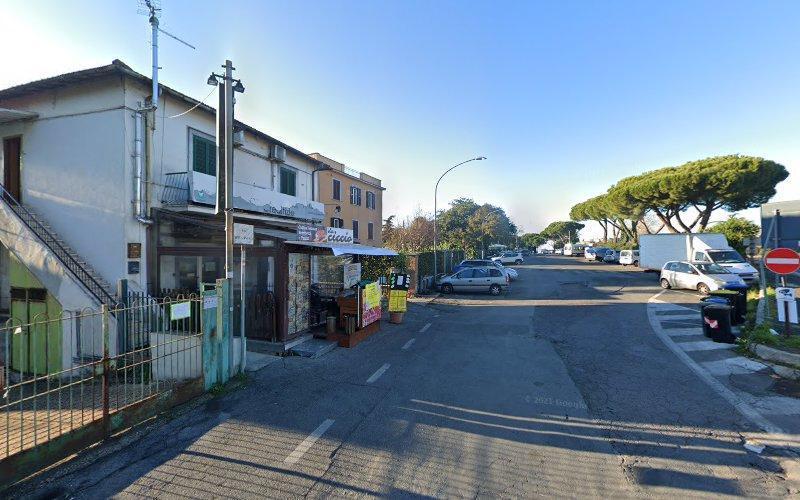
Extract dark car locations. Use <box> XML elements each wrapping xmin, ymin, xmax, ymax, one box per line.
<box><xmin>590</xmin><ymin>247</ymin><xmax>610</xmax><ymax>261</ymax></box>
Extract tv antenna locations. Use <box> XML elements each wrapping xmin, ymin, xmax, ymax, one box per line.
<box><xmin>137</xmin><ymin>0</ymin><xmax>195</xmax><ymax>109</ymax></box>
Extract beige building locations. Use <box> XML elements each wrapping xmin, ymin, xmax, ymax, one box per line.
<box><xmin>310</xmin><ymin>153</ymin><xmax>384</xmax><ymax>246</ymax></box>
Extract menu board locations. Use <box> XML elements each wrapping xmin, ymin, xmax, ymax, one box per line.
<box><xmin>388</xmin><ymin>273</ymin><xmax>410</xmax><ymax>313</ymax></box>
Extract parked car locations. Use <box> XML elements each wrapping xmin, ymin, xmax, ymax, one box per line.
<box><xmin>520</xmin><ymin>249</ymin><xmax>531</xmax><ymax>257</ymax></box>
<box><xmin>439</xmin><ymin>266</ymin><xmax>509</xmax><ymax>295</ymax></box>
<box><xmin>659</xmin><ymin>261</ymin><xmax>745</xmax><ymax>295</ymax></box>
<box><xmin>586</xmin><ymin>247</ymin><xmax>609</xmax><ymax>261</ymax></box>
<box><xmin>554</xmin><ymin>248</ymin><xmax>563</xmax><ymax>255</ymax></box>
<box><xmin>564</xmin><ymin>243</ymin><xmax>587</xmax><ymax>256</ymax></box>
<box><xmin>499</xmin><ymin>264</ymin><xmax>519</xmax><ymax>281</ymax></box>
<box><xmin>602</xmin><ymin>249</ymin><xmax>619</xmax><ymax>263</ymax></box>
<box><xmin>453</xmin><ymin>259</ymin><xmax>495</xmax><ymax>273</ymax></box>
<box><xmin>619</xmin><ymin>249</ymin><xmax>639</xmax><ymax>266</ymax></box>
<box><xmin>492</xmin><ymin>251</ymin><xmax>524</xmax><ymax>265</ymax></box>
<box><xmin>453</xmin><ymin>259</ymin><xmax>517</xmax><ymax>281</ymax></box>
<box><xmin>639</xmin><ymin>233</ymin><xmax>758</xmax><ymax>284</ymax></box>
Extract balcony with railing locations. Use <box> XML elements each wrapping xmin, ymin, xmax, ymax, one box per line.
<box><xmin>160</xmin><ymin>171</ymin><xmax>324</xmax><ymax>222</ymax></box>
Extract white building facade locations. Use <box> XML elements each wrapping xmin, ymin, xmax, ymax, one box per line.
<box><xmin>0</xmin><ymin>60</ymin><xmax>326</xmax><ymax>339</ymax></box>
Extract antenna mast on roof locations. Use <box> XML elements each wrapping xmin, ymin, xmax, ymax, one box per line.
<box><xmin>138</xmin><ymin>0</ymin><xmax>195</xmax><ymax>109</ymax></box>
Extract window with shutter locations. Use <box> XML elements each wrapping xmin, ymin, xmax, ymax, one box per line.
<box><xmin>332</xmin><ymin>179</ymin><xmax>341</xmax><ymax>200</ymax></box>
<box><xmin>192</xmin><ymin>134</ymin><xmax>216</xmax><ymax>175</ymax></box>
<box><xmin>280</xmin><ymin>167</ymin><xmax>296</xmax><ymax>196</ymax></box>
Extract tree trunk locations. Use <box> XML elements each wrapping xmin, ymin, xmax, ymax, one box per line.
<box><xmin>653</xmin><ymin>209</ymin><xmax>679</xmax><ymax>233</ymax></box>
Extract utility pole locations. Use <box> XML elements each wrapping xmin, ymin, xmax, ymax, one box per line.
<box><xmin>210</xmin><ymin>60</ymin><xmax>243</xmax><ymax>379</ymax></box>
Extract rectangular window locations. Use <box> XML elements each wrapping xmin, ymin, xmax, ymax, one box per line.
<box><xmin>366</xmin><ymin>191</ymin><xmax>376</xmax><ymax>210</ymax></box>
<box><xmin>331</xmin><ymin>217</ymin><xmax>343</xmax><ymax>228</ymax></box>
<box><xmin>191</xmin><ymin>133</ymin><xmax>216</xmax><ymax>175</ymax></box>
<box><xmin>332</xmin><ymin>179</ymin><xmax>341</xmax><ymax>200</ymax></box>
<box><xmin>368</xmin><ymin>222</ymin><xmax>374</xmax><ymax>240</ymax></box>
<box><xmin>350</xmin><ymin>186</ymin><xmax>361</xmax><ymax>206</ymax></box>
<box><xmin>280</xmin><ymin>167</ymin><xmax>297</xmax><ymax>196</ymax></box>
<box><xmin>352</xmin><ymin>220</ymin><xmax>359</xmax><ymax>239</ymax></box>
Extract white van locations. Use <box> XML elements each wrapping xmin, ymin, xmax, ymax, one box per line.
<box><xmin>639</xmin><ymin>233</ymin><xmax>758</xmax><ymax>284</ymax></box>
<box><xmin>619</xmin><ymin>250</ymin><xmax>639</xmax><ymax>266</ymax></box>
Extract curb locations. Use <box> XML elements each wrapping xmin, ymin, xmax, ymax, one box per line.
<box><xmin>748</xmin><ymin>343</ymin><xmax>800</xmax><ymax>381</ymax></box>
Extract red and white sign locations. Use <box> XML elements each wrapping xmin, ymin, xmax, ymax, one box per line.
<box><xmin>764</xmin><ymin>248</ymin><xmax>800</xmax><ymax>275</ymax></box>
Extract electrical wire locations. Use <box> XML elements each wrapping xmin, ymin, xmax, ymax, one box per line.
<box><xmin>168</xmin><ymin>86</ymin><xmax>216</xmax><ymax>119</ymax></box>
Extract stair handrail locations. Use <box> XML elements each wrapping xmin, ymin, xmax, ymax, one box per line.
<box><xmin>0</xmin><ymin>185</ymin><xmax>117</xmax><ymax>307</ymax></box>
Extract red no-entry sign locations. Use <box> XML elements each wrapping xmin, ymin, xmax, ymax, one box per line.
<box><xmin>764</xmin><ymin>247</ymin><xmax>800</xmax><ymax>275</ymax></box>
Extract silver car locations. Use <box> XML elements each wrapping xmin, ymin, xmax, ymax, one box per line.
<box><xmin>660</xmin><ymin>261</ymin><xmax>745</xmax><ymax>295</ymax></box>
<box><xmin>439</xmin><ymin>266</ymin><xmax>509</xmax><ymax>295</ymax></box>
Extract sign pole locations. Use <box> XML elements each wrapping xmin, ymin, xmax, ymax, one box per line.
<box><xmin>240</xmin><ymin>244</ymin><xmax>247</xmax><ymax>372</ymax></box>
<box><xmin>782</xmin><ymin>275</ymin><xmax>791</xmax><ymax>337</ymax></box>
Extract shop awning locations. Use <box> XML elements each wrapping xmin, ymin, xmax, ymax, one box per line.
<box><xmin>285</xmin><ymin>241</ymin><xmax>399</xmax><ymax>256</ymax></box>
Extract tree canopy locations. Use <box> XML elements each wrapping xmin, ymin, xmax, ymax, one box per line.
<box><xmin>436</xmin><ymin>198</ymin><xmax>517</xmax><ymax>257</ymax></box>
<box><xmin>705</xmin><ymin>216</ymin><xmax>760</xmax><ymax>256</ymax></box>
<box><xmin>541</xmin><ymin>221</ymin><xmax>584</xmax><ymax>245</ymax></box>
<box><xmin>383</xmin><ymin>198</ymin><xmax>518</xmax><ymax>257</ymax></box>
<box><xmin>519</xmin><ymin>233</ymin><xmax>546</xmax><ymax>249</ymax></box>
<box><xmin>570</xmin><ymin>155</ymin><xmax>788</xmax><ymax>242</ymax></box>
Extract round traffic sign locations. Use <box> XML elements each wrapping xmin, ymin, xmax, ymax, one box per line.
<box><xmin>764</xmin><ymin>247</ymin><xmax>800</xmax><ymax>275</ymax></box>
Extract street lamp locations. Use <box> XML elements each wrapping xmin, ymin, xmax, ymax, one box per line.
<box><xmin>433</xmin><ymin>156</ymin><xmax>486</xmax><ymax>281</ymax></box>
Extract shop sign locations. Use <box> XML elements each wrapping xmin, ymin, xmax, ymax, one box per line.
<box><xmin>233</xmin><ymin>223</ymin><xmax>254</xmax><ymax>245</ymax></box>
<box><xmin>362</xmin><ymin>281</ymin><xmax>382</xmax><ymax>327</ymax></box>
<box><xmin>388</xmin><ymin>273</ymin><xmax>410</xmax><ymax>313</ymax></box>
<box><xmin>344</xmin><ymin>263</ymin><xmax>362</xmax><ymax>288</ymax></box>
<box><xmin>326</xmin><ymin>227</ymin><xmax>354</xmax><ymax>244</ymax></box>
<box><xmin>296</xmin><ymin>224</ymin><xmax>321</xmax><ymax>242</ymax></box>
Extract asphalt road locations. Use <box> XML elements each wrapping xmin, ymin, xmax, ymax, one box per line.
<box><xmin>17</xmin><ymin>255</ymin><xmax>800</xmax><ymax>498</ymax></box>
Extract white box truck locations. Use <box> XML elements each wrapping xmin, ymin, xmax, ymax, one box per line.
<box><xmin>639</xmin><ymin>233</ymin><xmax>759</xmax><ymax>284</ymax></box>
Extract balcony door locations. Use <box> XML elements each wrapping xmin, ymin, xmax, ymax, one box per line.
<box><xmin>3</xmin><ymin>137</ymin><xmax>21</xmax><ymax>202</ymax></box>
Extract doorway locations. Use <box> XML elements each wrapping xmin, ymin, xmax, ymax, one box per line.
<box><xmin>3</xmin><ymin>136</ymin><xmax>22</xmax><ymax>202</ymax></box>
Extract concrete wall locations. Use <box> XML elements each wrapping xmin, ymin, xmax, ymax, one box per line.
<box><xmin>122</xmin><ymin>78</ymin><xmax>320</xmax><ymax>206</ymax></box>
<box><xmin>0</xmin><ymin>72</ymin><xmax>325</xmax><ymax>300</ymax></box>
<box><xmin>0</xmin><ymin>75</ymin><xmax>138</xmax><ymax>291</ymax></box>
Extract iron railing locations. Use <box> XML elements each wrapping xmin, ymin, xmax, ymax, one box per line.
<box><xmin>0</xmin><ymin>295</ymin><xmax>204</xmax><ymax>465</ymax></box>
<box><xmin>161</xmin><ymin>172</ymin><xmax>189</xmax><ymax>206</ymax></box>
<box><xmin>0</xmin><ymin>185</ymin><xmax>116</xmax><ymax>308</ymax></box>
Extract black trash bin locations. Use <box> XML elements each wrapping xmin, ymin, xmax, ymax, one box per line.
<box><xmin>707</xmin><ymin>289</ymin><xmax>741</xmax><ymax>325</ymax></box>
<box><xmin>722</xmin><ymin>283</ymin><xmax>749</xmax><ymax>325</ymax></box>
<box><xmin>700</xmin><ymin>302</ymin><xmax>735</xmax><ymax>343</ymax></box>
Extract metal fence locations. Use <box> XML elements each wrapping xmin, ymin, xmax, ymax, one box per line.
<box><xmin>0</xmin><ymin>295</ymin><xmax>204</xmax><ymax>463</ymax></box>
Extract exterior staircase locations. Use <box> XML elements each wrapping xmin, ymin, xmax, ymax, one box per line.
<box><xmin>0</xmin><ymin>185</ymin><xmax>117</xmax><ymax>310</ymax></box>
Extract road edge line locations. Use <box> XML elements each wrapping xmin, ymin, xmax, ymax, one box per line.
<box><xmin>647</xmin><ymin>290</ymin><xmax>785</xmax><ymax>435</ymax></box>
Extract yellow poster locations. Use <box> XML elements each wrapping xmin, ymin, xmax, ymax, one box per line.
<box><xmin>364</xmin><ymin>281</ymin><xmax>381</xmax><ymax>308</ymax></box>
<box><xmin>388</xmin><ymin>290</ymin><xmax>408</xmax><ymax>312</ymax></box>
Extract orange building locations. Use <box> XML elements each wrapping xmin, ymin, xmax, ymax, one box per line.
<box><xmin>309</xmin><ymin>153</ymin><xmax>384</xmax><ymax>246</ymax></box>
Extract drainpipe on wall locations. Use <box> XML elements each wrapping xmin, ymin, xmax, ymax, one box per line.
<box><xmin>310</xmin><ymin>163</ymin><xmax>331</xmax><ymax>202</ymax></box>
<box><xmin>133</xmin><ymin>109</ymin><xmax>153</xmax><ymax>225</ymax></box>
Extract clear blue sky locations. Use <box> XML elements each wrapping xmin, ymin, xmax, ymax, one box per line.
<box><xmin>2</xmin><ymin>1</ymin><xmax>798</xmax><ymax>236</ymax></box>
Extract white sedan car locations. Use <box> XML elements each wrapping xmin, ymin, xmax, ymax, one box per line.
<box><xmin>660</xmin><ymin>261</ymin><xmax>745</xmax><ymax>295</ymax></box>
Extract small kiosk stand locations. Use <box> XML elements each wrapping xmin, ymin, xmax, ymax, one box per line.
<box><xmin>331</xmin><ymin>280</ymin><xmax>382</xmax><ymax>348</ymax></box>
